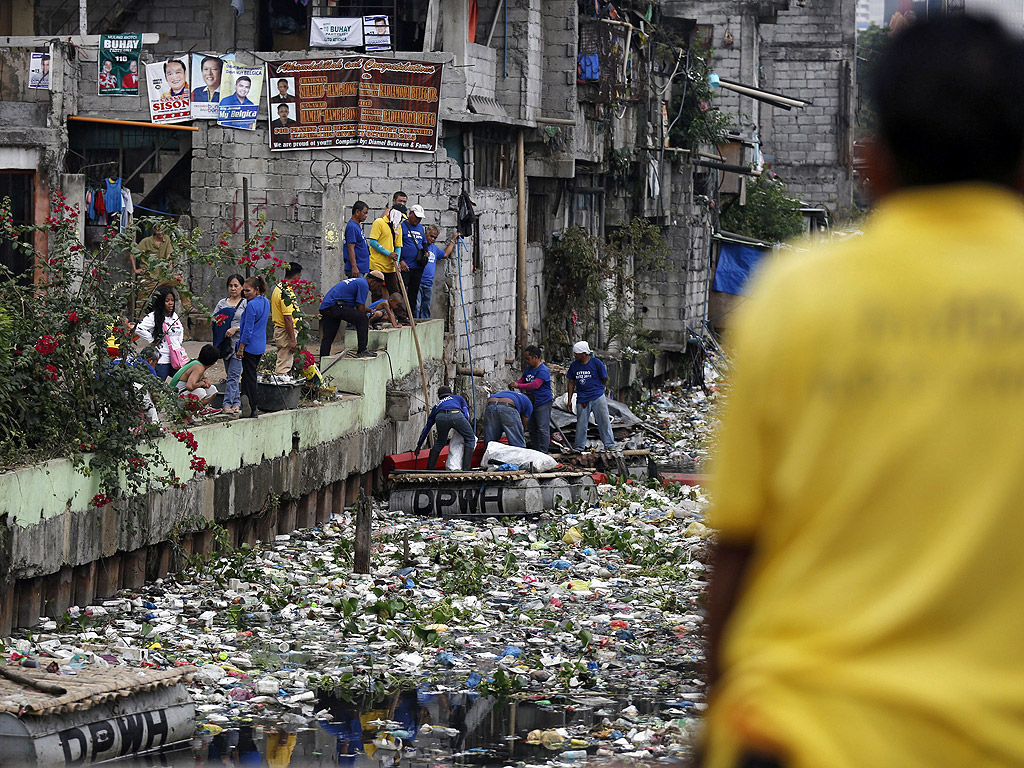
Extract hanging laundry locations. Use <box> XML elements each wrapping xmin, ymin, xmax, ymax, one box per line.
<box><xmin>94</xmin><ymin>189</ymin><xmax>107</xmax><ymax>225</ymax></box>
<box><xmin>119</xmin><ymin>188</ymin><xmax>134</xmax><ymax>232</ymax></box>
<box><xmin>105</xmin><ymin>177</ymin><xmax>123</xmax><ymax>218</ymax></box>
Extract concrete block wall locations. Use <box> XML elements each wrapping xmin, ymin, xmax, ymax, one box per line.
<box><xmin>465</xmin><ymin>43</ymin><xmax>497</xmax><ymax>100</ymax></box>
<box><xmin>541</xmin><ymin>0</ymin><xmax>577</xmax><ymax>120</ymax></box>
<box><xmin>443</xmin><ymin>185</ymin><xmax>519</xmax><ymax>387</ymax></box>
<box><xmin>491</xmin><ymin>0</ymin><xmax>543</xmax><ymax>122</ymax></box>
<box><xmin>759</xmin><ymin>0</ymin><xmax>856</xmax><ymax>209</ymax></box>
<box><xmin>662</xmin><ymin>1</ymin><xmax>755</xmax><ymax>134</ymax></box>
<box><xmin>34</xmin><ymin>0</ymin><xmax>254</xmax><ymax>57</ymax></box>
<box><xmin>638</xmin><ymin>158</ymin><xmax>711</xmax><ymax>342</ymax></box>
<box><xmin>660</xmin><ymin>0</ymin><xmax>855</xmax><ymax>210</ymax></box>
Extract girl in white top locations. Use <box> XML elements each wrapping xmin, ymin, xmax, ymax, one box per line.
<box><xmin>135</xmin><ymin>287</ymin><xmax>184</xmax><ymax>380</ymax></box>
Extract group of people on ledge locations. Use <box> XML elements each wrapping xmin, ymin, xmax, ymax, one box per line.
<box><xmin>415</xmin><ymin>341</ymin><xmax>617</xmax><ymax>470</ymax></box>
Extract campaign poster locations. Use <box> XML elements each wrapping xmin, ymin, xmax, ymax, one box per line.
<box><xmin>146</xmin><ymin>57</ymin><xmax>191</xmax><ymax>124</ymax></box>
<box><xmin>218</xmin><ymin>61</ymin><xmax>264</xmax><ymax>131</ymax></box>
<box><xmin>310</xmin><ymin>17</ymin><xmax>363</xmax><ymax>48</ymax></box>
<box><xmin>266</xmin><ymin>57</ymin><xmax>442</xmax><ymax>153</ymax></box>
<box><xmin>28</xmin><ymin>49</ymin><xmax>50</xmax><ymax>90</ymax></box>
<box><xmin>190</xmin><ymin>53</ymin><xmax>235</xmax><ymax>119</ymax></box>
<box><xmin>363</xmin><ymin>15</ymin><xmax>392</xmax><ymax>51</ymax></box>
<box><xmin>98</xmin><ymin>34</ymin><xmax>141</xmax><ymax>95</ymax></box>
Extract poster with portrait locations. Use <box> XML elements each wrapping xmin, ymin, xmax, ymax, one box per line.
<box><xmin>266</xmin><ymin>56</ymin><xmax>442</xmax><ymax>153</ymax></box>
<box><xmin>98</xmin><ymin>34</ymin><xmax>142</xmax><ymax>95</ymax></box>
<box><xmin>310</xmin><ymin>17</ymin><xmax>364</xmax><ymax>48</ymax></box>
<box><xmin>218</xmin><ymin>61</ymin><xmax>264</xmax><ymax>131</ymax></box>
<box><xmin>146</xmin><ymin>57</ymin><xmax>191</xmax><ymax>124</ymax></box>
<box><xmin>190</xmin><ymin>53</ymin><xmax>235</xmax><ymax>119</ymax></box>
<box><xmin>28</xmin><ymin>49</ymin><xmax>51</xmax><ymax>90</ymax></box>
<box><xmin>363</xmin><ymin>15</ymin><xmax>392</xmax><ymax>51</ymax></box>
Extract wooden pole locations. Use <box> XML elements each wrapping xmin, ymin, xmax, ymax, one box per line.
<box><xmin>354</xmin><ymin>491</ymin><xmax>372</xmax><ymax>574</ymax></box>
<box><xmin>242</xmin><ymin>177</ymin><xmax>251</xmax><ymax>278</ymax></box>
<box><xmin>395</xmin><ymin>270</ymin><xmax>432</xmax><ymax>422</ymax></box>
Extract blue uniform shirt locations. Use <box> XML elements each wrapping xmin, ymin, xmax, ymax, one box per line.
<box><xmin>567</xmin><ymin>357</ymin><xmax>608</xmax><ymax>402</ymax></box>
<box><xmin>345</xmin><ymin>219</ymin><xmax>370</xmax><ymax>275</ymax></box>
<box><xmin>320</xmin><ymin>277</ymin><xmax>370</xmax><ymax>310</ymax></box>
<box><xmin>417</xmin><ymin>394</ymin><xmax>471</xmax><ymax>448</ymax></box>
<box><xmin>521</xmin><ymin>362</ymin><xmax>552</xmax><ymax>405</ymax></box>
<box><xmin>422</xmin><ymin>243</ymin><xmax>445</xmax><ymax>286</ymax></box>
<box><xmin>491</xmin><ymin>390</ymin><xmax>534</xmax><ymax>419</ymax></box>
<box><xmin>400</xmin><ymin>221</ymin><xmax>426</xmax><ymax>269</ymax></box>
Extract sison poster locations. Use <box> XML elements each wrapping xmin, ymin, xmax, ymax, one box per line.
<box><xmin>146</xmin><ymin>57</ymin><xmax>191</xmax><ymax>124</ymax></box>
<box><xmin>363</xmin><ymin>15</ymin><xmax>392</xmax><ymax>51</ymax></box>
<box><xmin>310</xmin><ymin>17</ymin><xmax>364</xmax><ymax>48</ymax></box>
<box><xmin>218</xmin><ymin>61</ymin><xmax>264</xmax><ymax>131</ymax></box>
<box><xmin>98</xmin><ymin>34</ymin><xmax>142</xmax><ymax>95</ymax></box>
<box><xmin>266</xmin><ymin>56</ymin><xmax>442</xmax><ymax>153</ymax></box>
<box><xmin>28</xmin><ymin>49</ymin><xmax>51</xmax><ymax>90</ymax></box>
<box><xmin>190</xmin><ymin>53</ymin><xmax>235</xmax><ymax>119</ymax></box>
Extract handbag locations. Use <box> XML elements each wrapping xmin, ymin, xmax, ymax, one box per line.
<box><xmin>164</xmin><ymin>320</ymin><xmax>190</xmax><ymax>369</ymax></box>
<box><xmin>415</xmin><ymin>242</ymin><xmax>430</xmax><ymax>269</ymax></box>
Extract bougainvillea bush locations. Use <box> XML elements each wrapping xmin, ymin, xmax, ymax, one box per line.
<box><xmin>0</xmin><ymin>193</ymin><xmax>232</xmax><ymax>509</ymax></box>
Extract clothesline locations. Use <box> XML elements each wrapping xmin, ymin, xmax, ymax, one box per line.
<box><xmin>134</xmin><ymin>204</ymin><xmax>183</xmax><ymax>217</ymax></box>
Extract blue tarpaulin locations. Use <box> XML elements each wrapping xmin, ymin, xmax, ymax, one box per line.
<box><xmin>713</xmin><ymin>240</ymin><xmax>769</xmax><ymax>295</ymax></box>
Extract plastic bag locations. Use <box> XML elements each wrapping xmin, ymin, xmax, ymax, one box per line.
<box><xmin>481</xmin><ymin>441</ymin><xmax>558</xmax><ymax>472</ymax></box>
<box><xmin>446</xmin><ymin>432</ymin><xmax>464</xmax><ymax>471</ymax></box>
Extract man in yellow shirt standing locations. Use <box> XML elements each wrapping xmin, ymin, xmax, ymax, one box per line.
<box><xmin>368</xmin><ymin>191</ymin><xmax>406</xmax><ymax>296</ymax></box>
<box><xmin>270</xmin><ymin>262</ymin><xmax>301</xmax><ymax>376</ymax></box>
<box><xmin>705</xmin><ymin>16</ymin><xmax>1024</xmax><ymax>768</ymax></box>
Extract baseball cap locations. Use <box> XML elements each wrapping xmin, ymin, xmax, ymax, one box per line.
<box><xmin>572</xmin><ymin>341</ymin><xmax>592</xmax><ymax>355</ymax></box>
<box><xmin>409</xmin><ymin>204</ymin><xmax>425</xmax><ymax>218</ymax></box>
<box><xmin>368</xmin><ymin>270</ymin><xmax>385</xmax><ymax>281</ymax></box>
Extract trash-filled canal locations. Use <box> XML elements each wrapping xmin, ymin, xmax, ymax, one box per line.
<box><xmin>2</xmin><ymin>384</ymin><xmax>715</xmax><ymax>767</ymax></box>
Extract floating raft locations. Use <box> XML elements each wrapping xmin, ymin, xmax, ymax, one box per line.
<box><xmin>390</xmin><ymin>469</ymin><xmax>597</xmax><ymax>518</ymax></box>
<box><xmin>0</xmin><ymin>663</ymin><xmax>195</xmax><ymax>767</ymax></box>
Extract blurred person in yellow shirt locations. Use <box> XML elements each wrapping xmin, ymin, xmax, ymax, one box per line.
<box><xmin>704</xmin><ymin>15</ymin><xmax>1024</xmax><ymax>768</ymax></box>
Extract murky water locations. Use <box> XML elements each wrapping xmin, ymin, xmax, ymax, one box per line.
<box><xmin>123</xmin><ymin>689</ymin><xmax>693</xmax><ymax>767</ymax></box>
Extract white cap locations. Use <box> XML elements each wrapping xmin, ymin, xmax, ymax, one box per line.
<box><xmin>409</xmin><ymin>204</ymin><xmax>425</xmax><ymax>218</ymax></box>
<box><xmin>572</xmin><ymin>341</ymin><xmax>591</xmax><ymax>355</ymax></box>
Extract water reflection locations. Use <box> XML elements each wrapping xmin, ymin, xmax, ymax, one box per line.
<box><xmin>131</xmin><ymin>688</ymin><xmax>553</xmax><ymax>767</ymax></box>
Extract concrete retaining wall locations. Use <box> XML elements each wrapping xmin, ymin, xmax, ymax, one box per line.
<box><xmin>0</xmin><ymin>321</ymin><xmax>443</xmax><ymax>632</ymax></box>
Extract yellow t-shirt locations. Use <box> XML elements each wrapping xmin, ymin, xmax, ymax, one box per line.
<box><xmin>270</xmin><ymin>283</ymin><xmax>295</xmax><ymax>328</ymax></box>
<box><xmin>368</xmin><ymin>215</ymin><xmax>402</xmax><ymax>273</ymax></box>
<box><xmin>707</xmin><ymin>184</ymin><xmax>1024</xmax><ymax>768</ymax></box>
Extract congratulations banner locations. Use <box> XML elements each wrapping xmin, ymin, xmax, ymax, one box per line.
<box><xmin>266</xmin><ymin>56</ymin><xmax>442</xmax><ymax>153</ymax></box>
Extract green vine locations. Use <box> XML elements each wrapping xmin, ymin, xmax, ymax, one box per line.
<box><xmin>719</xmin><ymin>173</ymin><xmax>805</xmax><ymax>243</ymax></box>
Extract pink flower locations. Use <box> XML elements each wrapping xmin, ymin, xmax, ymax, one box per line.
<box><xmin>68</xmin><ymin>311</ymin><xmax>79</xmax><ymax>324</ymax></box>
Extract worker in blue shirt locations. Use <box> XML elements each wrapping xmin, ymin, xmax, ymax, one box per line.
<box><xmin>482</xmin><ymin>389</ymin><xmax>533</xmax><ymax>448</ymax></box>
<box><xmin>345</xmin><ymin>200</ymin><xmax>371</xmax><ymax>277</ymax></box>
<box><xmin>566</xmin><ymin>340</ymin><xmax>615</xmax><ymax>451</ymax></box>
<box><xmin>417</xmin><ymin>386</ymin><xmax>477</xmax><ymax>470</ymax></box>
<box><xmin>510</xmin><ymin>344</ymin><xmax>553</xmax><ymax>453</ymax></box>
<box><xmin>318</xmin><ymin>271</ymin><xmax>386</xmax><ymax>360</ymax></box>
